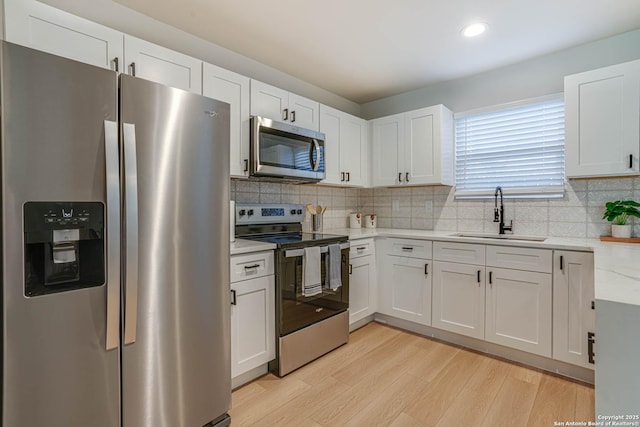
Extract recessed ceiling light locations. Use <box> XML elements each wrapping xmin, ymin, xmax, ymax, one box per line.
<box><xmin>461</xmin><ymin>22</ymin><xmax>488</xmax><ymax>38</ymax></box>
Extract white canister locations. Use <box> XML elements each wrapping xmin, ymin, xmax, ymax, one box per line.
<box><xmin>230</xmin><ymin>200</ymin><xmax>235</xmax><ymax>242</ymax></box>
<box><xmin>349</xmin><ymin>213</ymin><xmax>362</xmax><ymax>228</ymax></box>
<box><xmin>365</xmin><ymin>214</ymin><xmax>377</xmax><ymax>229</ymax></box>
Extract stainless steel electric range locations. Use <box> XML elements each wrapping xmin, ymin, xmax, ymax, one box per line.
<box><xmin>235</xmin><ymin>203</ymin><xmax>350</xmax><ymax>376</ymax></box>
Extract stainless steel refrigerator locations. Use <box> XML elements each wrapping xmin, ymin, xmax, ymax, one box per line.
<box><xmin>1</xmin><ymin>41</ymin><xmax>231</xmax><ymax>426</ymax></box>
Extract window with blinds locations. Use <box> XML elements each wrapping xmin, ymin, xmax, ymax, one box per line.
<box><xmin>454</xmin><ymin>95</ymin><xmax>565</xmax><ymax>198</ymax></box>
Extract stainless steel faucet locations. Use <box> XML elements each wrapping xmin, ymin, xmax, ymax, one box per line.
<box><xmin>494</xmin><ymin>186</ymin><xmax>513</xmax><ymax>234</ymax></box>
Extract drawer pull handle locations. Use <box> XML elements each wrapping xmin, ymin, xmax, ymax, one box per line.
<box><xmin>424</xmin><ymin>263</ymin><xmax>429</xmax><ymax>275</ymax></box>
<box><xmin>398</xmin><ymin>172</ymin><xmax>403</xmax><ymax>183</ymax></box>
<box><xmin>559</xmin><ymin>255</ymin><xmax>564</xmax><ymax>271</ymax></box>
<box><xmin>230</xmin><ymin>289</ymin><xmax>237</xmax><ymax>305</ymax></box>
<box><xmin>341</xmin><ymin>172</ymin><xmax>345</xmax><ymax>182</ymax></box>
<box><xmin>346</xmin><ymin>172</ymin><xmax>350</xmax><ymax>182</ymax></box>
<box><xmin>401</xmin><ymin>247</ymin><xmax>413</xmax><ymax>252</ymax></box>
<box><xmin>349</xmin><ymin>264</ymin><xmax>353</xmax><ymax>274</ymax></box>
<box><xmin>357</xmin><ymin>246</ymin><xmax>366</xmax><ymax>251</ymax></box>
<box><xmin>244</xmin><ymin>264</ymin><xmax>260</xmax><ymax>270</ymax></box>
<box><xmin>588</xmin><ymin>332</ymin><xmax>595</xmax><ymax>364</ymax></box>
<box><xmin>283</xmin><ymin>108</ymin><xmax>289</xmax><ymax>121</ymax></box>
<box><xmin>244</xmin><ymin>159</ymin><xmax>249</xmax><ymax>172</ymax></box>
<box><xmin>630</xmin><ymin>154</ymin><xmax>633</xmax><ymax>169</ymax></box>
<box><xmin>477</xmin><ymin>270</ymin><xmax>481</xmax><ymax>283</ymax></box>
<box><xmin>489</xmin><ymin>271</ymin><xmax>493</xmax><ymax>286</ymax></box>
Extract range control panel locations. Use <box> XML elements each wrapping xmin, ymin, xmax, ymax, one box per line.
<box><xmin>235</xmin><ymin>203</ymin><xmax>305</xmax><ymax>225</ymax></box>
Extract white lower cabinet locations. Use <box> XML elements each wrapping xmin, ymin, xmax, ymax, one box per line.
<box><xmin>230</xmin><ymin>251</ymin><xmax>275</xmax><ymax>379</ymax></box>
<box><xmin>432</xmin><ymin>261</ymin><xmax>485</xmax><ymax>340</ymax></box>
<box><xmin>378</xmin><ymin>252</ymin><xmax>431</xmax><ymax>325</ymax></box>
<box><xmin>553</xmin><ymin>251</ymin><xmax>595</xmax><ymax>369</ymax></box>
<box><xmin>349</xmin><ymin>240</ymin><xmax>377</xmax><ymax>325</ymax></box>
<box><xmin>485</xmin><ymin>267</ymin><xmax>552</xmax><ymax>357</ymax></box>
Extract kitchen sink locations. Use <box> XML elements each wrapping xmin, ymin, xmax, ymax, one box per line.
<box><xmin>452</xmin><ymin>233</ymin><xmax>547</xmax><ymax>242</ymax></box>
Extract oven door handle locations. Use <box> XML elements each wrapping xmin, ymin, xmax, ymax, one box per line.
<box><xmin>284</xmin><ymin>242</ymin><xmax>350</xmax><ymax>258</ymax></box>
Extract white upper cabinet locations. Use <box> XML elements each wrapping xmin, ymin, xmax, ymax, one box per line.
<box><xmin>320</xmin><ymin>105</ymin><xmax>367</xmax><ymax>186</ymax></box>
<box><xmin>123</xmin><ymin>35</ymin><xmax>202</xmax><ymax>93</ymax></box>
<box><xmin>371</xmin><ymin>105</ymin><xmax>453</xmax><ymax>187</ymax></box>
<box><xmin>4</xmin><ymin>0</ymin><xmax>123</xmax><ymax>71</ymax></box>
<box><xmin>203</xmin><ymin>63</ymin><xmax>250</xmax><ymax>178</ymax></box>
<box><xmin>250</xmin><ymin>80</ymin><xmax>320</xmax><ymax>130</ymax></box>
<box><xmin>565</xmin><ymin>60</ymin><xmax>640</xmax><ymax>178</ymax></box>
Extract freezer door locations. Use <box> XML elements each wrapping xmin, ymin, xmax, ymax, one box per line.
<box><xmin>120</xmin><ymin>74</ymin><xmax>231</xmax><ymax>427</ymax></box>
<box><xmin>1</xmin><ymin>43</ymin><xmax>119</xmax><ymax>426</ymax></box>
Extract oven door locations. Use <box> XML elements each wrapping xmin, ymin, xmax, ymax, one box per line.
<box><xmin>251</xmin><ymin>116</ymin><xmax>325</xmax><ymax>181</ymax></box>
<box><xmin>277</xmin><ymin>246</ymin><xmax>349</xmax><ymax>336</ymax></box>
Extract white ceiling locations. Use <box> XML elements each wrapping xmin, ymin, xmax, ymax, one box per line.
<box><xmin>114</xmin><ymin>0</ymin><xmax>640</xmax><ymax>103</ymax></box>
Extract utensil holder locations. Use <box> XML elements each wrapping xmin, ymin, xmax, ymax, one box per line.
<box><xmin>312</xmin><ymin>214</ymin><xmax>323</xmax><ymax>232</ymax></box>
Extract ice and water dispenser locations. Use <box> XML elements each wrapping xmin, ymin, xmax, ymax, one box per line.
<box><xmin>24</xmin><ymin>202</ymin><xmax>105</xmax><ymax>297</ymax></box>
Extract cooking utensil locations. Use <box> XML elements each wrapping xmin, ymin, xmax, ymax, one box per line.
<box><xmin>305</xmin><ymin>204</ymin><xmax>315</xmax><ymax>215</ymax></box>
<box><xmin>316</xmin><ymin>205</ymin><xmax>322</xmax><ymax>214</ymax></box>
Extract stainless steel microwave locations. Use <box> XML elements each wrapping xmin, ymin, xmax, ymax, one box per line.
<box><xmin>250</xmin><ymin>116</ymin><xmax>325</xmax><ymax>183</ymax></box>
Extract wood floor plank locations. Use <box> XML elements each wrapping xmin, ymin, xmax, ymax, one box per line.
<box><xmin>435</xmin><ymin>357</ymin><xmax>510</xmax><ymax>427</ymax></box>
<box><xmin>389</xmin><ymin>412</ymin><xmax>427</xmax><ymax>427</ymax></box>
<box><xmin>230</xmin><ymin>381</ymin><xmax>266</xmax><ymax>409</ymax></box>
<box><xmin>575</xmin><ymin>382</ymin><xmax>596</xmax><ymax>422</ymax></box>
<box><xmin>230</xmin><ymin>322</ymin><xmax>587</xmax><ymax>427</ymax></box>
<box><xmin>404</xmin><ymin>338</ymin><xmax>461</xmax><ymax>383</ymax></box>
<box><xmin>309</xmin><ymin>360</ymin><xmax>418</xmax><ymax>426</ymax></box>
<box><xmin>343</xmin><ymin>372</ymin><xmax>428</xmax><ymax>426</ymax></box>
<box><xmin>330</xmin><ymin>332</ymin><xmax>423</xmax><ymax>386</ymax></box>
<box><xmin>481</xmin><ymin>377</ymin><xmax>539</xmax><ymax>427</ymax></box>
<box><xmin>251</xmin><ymin>376</ymin><xmax>350</xmax><ymax>426</ymax></box>
<box><xmin>404</xmin><ymin>349</ymin><xmax>485</xmax><ymax>425</ymax></box>
<box><xmin>527</xmin><ymin>375</ymin><xmax>577</xmax><ymax>427</ymax></box>
<box><xmin>229</xmin><ymin>374</ymin><xmax>311</xmax><ymax>426</ymax></box>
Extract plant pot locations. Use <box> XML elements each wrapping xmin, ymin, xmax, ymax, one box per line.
<box><xmin>612</xmin><ymin>224</ymin><xmax>632</xmax><ymax>238</ymax></box>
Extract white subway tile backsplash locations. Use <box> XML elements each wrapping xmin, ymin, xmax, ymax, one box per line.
<box><xmin>230</xmin><ymin>177</ymin><xmax>639</xmax><ymax>238</ymax></box>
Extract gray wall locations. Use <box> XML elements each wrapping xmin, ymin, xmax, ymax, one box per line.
<box><xmin>34</xmin><ymin>0</ymin><xmax>361</xmax><ymax>116</ymax></box>
<box><xmin>361</xmin><ymin>29</ymin><xmax>640</xmax><ymax>119</ymax></box>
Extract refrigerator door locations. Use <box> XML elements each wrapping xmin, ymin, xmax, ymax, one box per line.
<box><xmin>1</xmin><ymin>43</ymin><xmax>119</xmax><ymax>426</ymax></box>
<box><xmin>120</xmin><ymin>74</ymin><xmax>231</xmax><ymax>427</ymax></box>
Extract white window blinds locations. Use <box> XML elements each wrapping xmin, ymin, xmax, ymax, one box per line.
<box><xmin>455</xmin><ymin>95</ymin><xmax>565</xmax><ymax>198</ymax></box>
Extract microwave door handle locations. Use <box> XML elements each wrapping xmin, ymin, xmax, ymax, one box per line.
<box><xmin>311</xmin><ymin>139</ymin><xmax>321</xmax><ymax>172</ymax></box>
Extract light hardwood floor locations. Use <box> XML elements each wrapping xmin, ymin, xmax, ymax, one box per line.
<box><xmin>230</xmin><ymin>322</ymin><xmax>594</xmax><ymax>426</ymax></box>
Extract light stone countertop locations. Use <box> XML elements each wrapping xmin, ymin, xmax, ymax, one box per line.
<box><xmin>230</xmin><ymin>238</ymin><xmax>276</xmax><ymax>256</ymax></box>
<box><xmin>325</xmin><ymin>227</ymin><xmax>640</xmax><ymax>307</ymax></box>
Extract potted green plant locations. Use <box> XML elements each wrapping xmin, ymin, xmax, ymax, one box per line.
<box><xmin>602</xmin><ymin>200</ymin><xmax>640</xmax><ymax>238</ymax></box>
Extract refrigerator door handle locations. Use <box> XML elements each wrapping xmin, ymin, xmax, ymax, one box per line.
<box><xmin>123</xmin><ymin>122</ymin><xmax>139</xmax><ymax>345</ymax></box>
<box><xmin>104</xmin><ymin>120</ymin><xmax>121</xmax><ymax>351</ymax></box>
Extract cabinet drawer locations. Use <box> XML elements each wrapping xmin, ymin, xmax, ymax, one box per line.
<box><xmin>486</xmin><ymin>246</ymin><xmax>552</xmax><ymax>273</ymax></box>
<box><xmin>386</xmin><ymin>238</ymin><xmax>432</xmax><ymax>259</ymax></box>
<box><xmin>434</xmin><ymin>241</ymin><xmax>485</xmax><ymax>265</ymax></box>
<box><xmin>350</xmin><ymin>239</ymin><xmax>375</xmax><ymax>258</ymax></box>
<box><xmin>230</xmin><ymin>250</ymin><xmax>274</xmax><ymax>283</ymax></box>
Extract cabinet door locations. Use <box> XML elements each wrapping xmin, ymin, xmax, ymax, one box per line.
<box><xmin>349</xmin><ymin>255</ymin><xmax>376</xmax><ymax>324</ymax></box>
<box><xmin>404</xmin><ymin>106</ymin><xmax>436</xmax><ymax>185</ymax></box>
<box><xmin>231</xmin><ymin>275</ymin><xmax>275</xmax><ymax>378</ymax></box>
<box><xmin>371</xmin><ymin>114</ymin><xmax>403</xmax><ymax>186</ymax></box>
<box><xmin>319</xmin><ymin>105</ymin><xmax>343</xmax><ymax>185</ymax></box>
<box><xmin>289</xmin><ymin>93</ymin><xmax>320</xmax><ymax>131</ymax></box>
<box><xmin>4</xmin><ymin>0</ymin><xmax>123</xmax><ymax>71</ymax></box>
<box><xmin>432</xmin><ymin>262</ymin><xmax>485</xmax><ymax>340</ymax></box>
<box><xmin>486</xmin><ymin>268</ymin><xmax>552</xmax><ymax>357</ymax></box>
<box><xmin>250</xmin><ymin>80</ymin><xmax>289</xmax><ymax>122</ymax></box>
<box><xmin>565</xmin><ymin>60</ymin><xmax>640</xmax><ymax>178</ymax></box>
<box><xmin>203</xmin><ymin>63</ymin><xmax>250</xmax><ymax>178</ymax></box>
<box><xmin>340</xmin><ymin>115</ymin><xmax>366</xmax><ymax>186</ymax></box>
<box><xmin>378</xmin><ymin>255</ymin><xmax>431</xmax><ymax>325</ymax></box>
<box><xmin>553</xmin><ymin>251</ymin><xmax>595</xmax><ymax>369</ymax></box>
<box><xmin>124</xmin><ymin>35</ymin><xmax>202</xmax><ymax>93</ymax></box>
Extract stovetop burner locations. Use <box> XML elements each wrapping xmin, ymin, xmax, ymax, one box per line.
<box><xmin>245</xmin><ymin>231</ymin><xmax>347</xmax><ymax>247</ymax></box>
